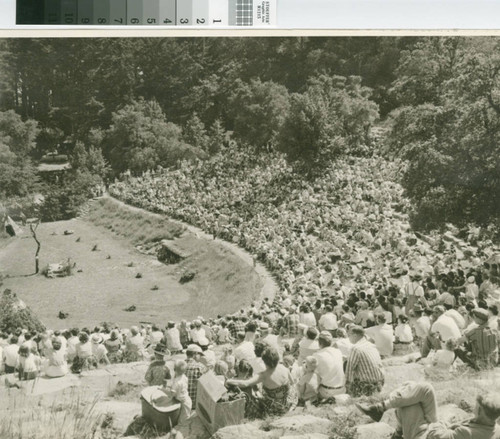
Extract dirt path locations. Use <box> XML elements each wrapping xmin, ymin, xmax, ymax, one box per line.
<box><xmin>102</xmin><ymin>195</ymin><xmax>278</xmax><ymax>306</ymax></box>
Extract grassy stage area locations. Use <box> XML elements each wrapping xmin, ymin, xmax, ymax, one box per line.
<box><xmin>0</xmin><ymin>198</ymin><xmax>262</xmax><ymax>330</ymax></box>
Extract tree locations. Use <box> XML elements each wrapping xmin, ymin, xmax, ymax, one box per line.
<box><xmin>104</xmin><ymin>99</ymin><xmax>205</xmax><ymax>175</ymax></box>
<box><xmin>278</xmin><ymin>75</ymin><xmax>379</xmax><ymax>169</ymax></box>
<box><xmin>387</xmin><ymin>37</ymin><xmax>500</xmax><ymax>230</ymax></box>
<box><xmin>182</xmin><ymin>113</ymin><xmax>209</xmax><ymax>151</ymax></box>
<box><xmin>229</xmin><ymin>78</ymin><xmax>290</xmax><ymax>150</ymax></box>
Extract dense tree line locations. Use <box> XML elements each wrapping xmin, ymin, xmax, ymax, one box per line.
<box><xmin>0</xmin><ymin>37</ymin><xmax>498</xmax><ymax>233</ymax></box>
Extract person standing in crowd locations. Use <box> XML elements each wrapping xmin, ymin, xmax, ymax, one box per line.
<box><xmin>345</xmin><ymin>325</ymin><xmax>384</xmax><ymax>397</ymax></box>
<box><xmin>145</xmin><ymin>342</ymin><xmax>171</xmax><ymax>386</ymax></box>
<box><xmin>165</xmin><ymin>321</ymin><xmax>183</xmax><ymax>354</ymax></box>
<box><xmin>185</xmin><ymin>344</ymin><xmax>205</xmax><ymax>405</ymax></box>
<box><xmin>168</xmin><ymin>360</ymin><xmax>192</xmax><ymax>424</ymax></box>
<box><xmin>404</xmin><ymin>273</ymin><xmax>427</xmax><ymax>316</ymax></box>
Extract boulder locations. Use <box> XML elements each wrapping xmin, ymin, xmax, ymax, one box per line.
<box><xmin>211</xmin><ymin>423</ymin><xmax>272</xmax><ymax>439</ymax></box>
<box><xmin>280</xmin><ymin>435</ymin><xmax>329</xmax><ymax>439</ymax></box>
<box><xmin>357</xmin><ymin>422</ymin><xmax>395</xmax><ymax>439</ymax></box>
<box><xmin>269</xmin><ymin>414</ymin><xmax>333</xmax><ymax>436</ymax></box>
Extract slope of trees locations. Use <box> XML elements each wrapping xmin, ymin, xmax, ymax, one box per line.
<box><xmin>0</xmin><ymin>37</ymin><xmax>498</xmax><ymax>233</ymax></box>
<box><xmin>387</xmin><ymin>38</ymin><xmax>500</xmax><ymax>231</ymax></box>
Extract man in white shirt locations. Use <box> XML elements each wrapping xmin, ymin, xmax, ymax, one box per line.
<box><xmin>2</xmin><ymin>336</ymin><xmax>19</xmax><ymax>374</ymax></box>
<box><xmin>313</xmin><ymin>332</ymin><xmax>345</xmax><ymax>399</ymax></box>
<box><xmin>318</xmin><ymin>305</ymin><xmax>338</xmax><ymax>334</ymax></box>
<box><xmin>233</xmin><ymin>332</ymin><xmax>256</xmax><ymax>363</ymax></box>
<box><xmin>420</xmin><ymin>306</ymin><xmax>461</xmax><ymax>358</ymax></box>
<box><xmin>190</xmin><ymin>320</ymin><xmax>209</xmax><ymax>347</ymax></box>
<box><xmin>365</xmin><ymin>313</ymin><xmax>394</xmax><ymax>358</ymax></box>
<box><xmin>444</xmin><ymin>307</ymin><xmax>466</xmax><ymax>329</ymax></box>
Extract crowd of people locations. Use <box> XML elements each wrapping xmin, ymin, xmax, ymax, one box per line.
<box><xmin>2</xmin><ymin>147</ymin><xmax>500</xmax><ymax>435</ymax></box>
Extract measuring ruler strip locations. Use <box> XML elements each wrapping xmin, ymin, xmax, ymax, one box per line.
<box><xmin>17</xmin><ymin>0</ymin><xmax>276</xmax><ymax>25</ymax></box>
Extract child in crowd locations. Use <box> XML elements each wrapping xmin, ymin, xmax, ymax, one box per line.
<box><xmin>297</xmin><ymin>356</ymin><xmax>319</xmax><ymax>408</ymax></box>
<box><xmin>217</xmin><ymin>321</ymin><xmax>231</xmax><ymax>344</ymax></box>
<box><xmin>432</xmin><ymin>338</ymin><xmax>457</xmax><ymax>371</ymax></box>
<box><xmin>169</xmin><ymin>360</ymin><xmax>192</xmax><ymax>424</ymax></box>
<box><xmin>16</xmin><ymin>345</ymin><xmax>38</xmax><ymax>381</ymax></box>
<box><xmin>395</xmin><ymin>315</ymin><xmax>414</xmax><ymax>343</ymax></box>
<box><xmin>145</xmin><ymin>343</ymin><xmax>172</xmax><ymax>386</ymax></box>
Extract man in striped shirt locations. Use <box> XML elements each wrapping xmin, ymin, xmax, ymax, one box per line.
<box><xmin>455</xmin><ymin>308</ymin><xmax>498</xmax><ymax>370</ymax></box>
<box><xmin>345</xmin><ymin>325</ymin><xmax>384</xmax><ymax>397</ymax></box>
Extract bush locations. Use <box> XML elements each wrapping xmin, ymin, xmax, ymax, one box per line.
<box><xmin>0</xmin><ymin>287</ymin><xmax>45</xmax><ymax>332</ymax></box>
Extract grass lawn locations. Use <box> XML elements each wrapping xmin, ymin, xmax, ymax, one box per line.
<box><xmin>0</xmin><ymin>198</ymin><xmax>262</xmax><ymax>329</ymax></box>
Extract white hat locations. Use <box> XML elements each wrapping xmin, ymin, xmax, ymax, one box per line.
<box><xmin>186</xmin><ymin>344</ymin><xmax>204</xmax><ymax>355</ymax></box>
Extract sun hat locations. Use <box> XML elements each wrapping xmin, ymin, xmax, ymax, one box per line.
<box><xmin>91</xmin><ymin>334</ymin><xmax>103</xmax><ymax>344</ymax></box>
<box><xmin>472</xmin><ymin>308</ymin><xmax>489</xmax><ymax>323</ymax></box>
<box><xmin>153</xmin><ymin>342</ymin><xmax>170</xmax><ymax>356</ymax></box>
<box><xmin>186</xmin><ymin>344</ymin><xmax>204</xmax><ymax>355</ymax></box>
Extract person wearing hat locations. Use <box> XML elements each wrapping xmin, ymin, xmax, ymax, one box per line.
<box><xmin>91</xmin><ymin>333</ymin><xmax>110</xmax><ymax>366</ymax></box>
<box><xmin>356</xmin><ymin>381</ymin><xmax>500</xmax><ymax>439</ymax></box>
<box><xmin>454</xmin><ymin>308</ymin><xmax>498</xmax><ymax>370</ymax></box>
<box><xmin>185</xmin><ymin>344</ymin><xmax>206</xmax><ymax>405</ymax></box>
<box><xmin>145</xmin><ymin>342</ymin><xmax>172</xmax><ymax>386</ymax></box>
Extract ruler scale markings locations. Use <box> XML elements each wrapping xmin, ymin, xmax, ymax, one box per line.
<box><xmin>176</xmin><ymin>0</ymin><xmax>192</xmax><ymax>25</ymax></box>
<box><xmin>127</xmin><ymin>0</ymin><xmax>142</xmax><ymax>24</ymax></box>
<box><xmin>44</xmin><ymin>0</ymin><xmax>61</xmax><ymax>23</ymax></box>
<box><xmin>16</xmin><ymin>0</ymin><xmax>276</xmax><ymax>26</ymax></box>
<box><xmin>93</xmin><ymin>0</ymin><xmax>110</xmax><ymax>24</ymax></box>
<box><xmin>158</xmin><ymin>0</ymin><xmax>175</xmax><ymax>25</ymax></box>
<box><xmin>77</xmin><ymin>0</ymin><xmax>92</xmax><ymax>23</ymax></box>
<box><xmin>109</xmin><ymin>0</ymin><xmax>126</xmax><ymax>25</ymax></box>
<box><xmin>60</xmin><ymin>0</ymin><xmax>77</xmax><ymax>24</ymax></box>
<box><xmin>142</xmin><ymin>0</ymin><xmax>159</xmax><ymax>25</ymax></box>
<box><xmin>208</xmin><ymin>0</ymin><xmax>228</xmax><ymax>26</ymax></box>
<box><xmin>193</xmin><ymin>0</ymin><xmax>209</xmax><ymax>26</ymax></box>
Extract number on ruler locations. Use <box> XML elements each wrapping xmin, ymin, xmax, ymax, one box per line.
<box><xmin>81</xmin><ymin>17</ymin><xmax>90</xmax><ymax>24</ymax></box>
<box><xmin>180</xmin><ymin>18</ymin><xmax>189</xmax><ymax>24</ymax></box>
<box><xmin>163</xmin><ymin>18</ymin><xmax>172</xmax><ymax>24</ymax></box>
<box><xmin>114</xmin><ymin>18</ymin><xmax>124</xmax><ymax>24</ymax></box>
<box><xmin>196</xmin><ymin>18</ymin><xmax>205</xmax><ymax>24</ymax></box>
<box><xmin>130</xmin><ymin>18</ymin><xmax>140</xmax><ymax>24</ymax></box>
<box><xmin>97</xmin><ymin>17</ymin><xmax>107</xmax><ymax>24</ymax></box>
<box><xmin>147</xmin><ymin>18</ymin><xmax>156</xmax><ymax>24</ymax></box>
<box><xmin>65</xmin><ymin>16</ymin><xmax>75</xmax><ymax>24</ymax></box>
